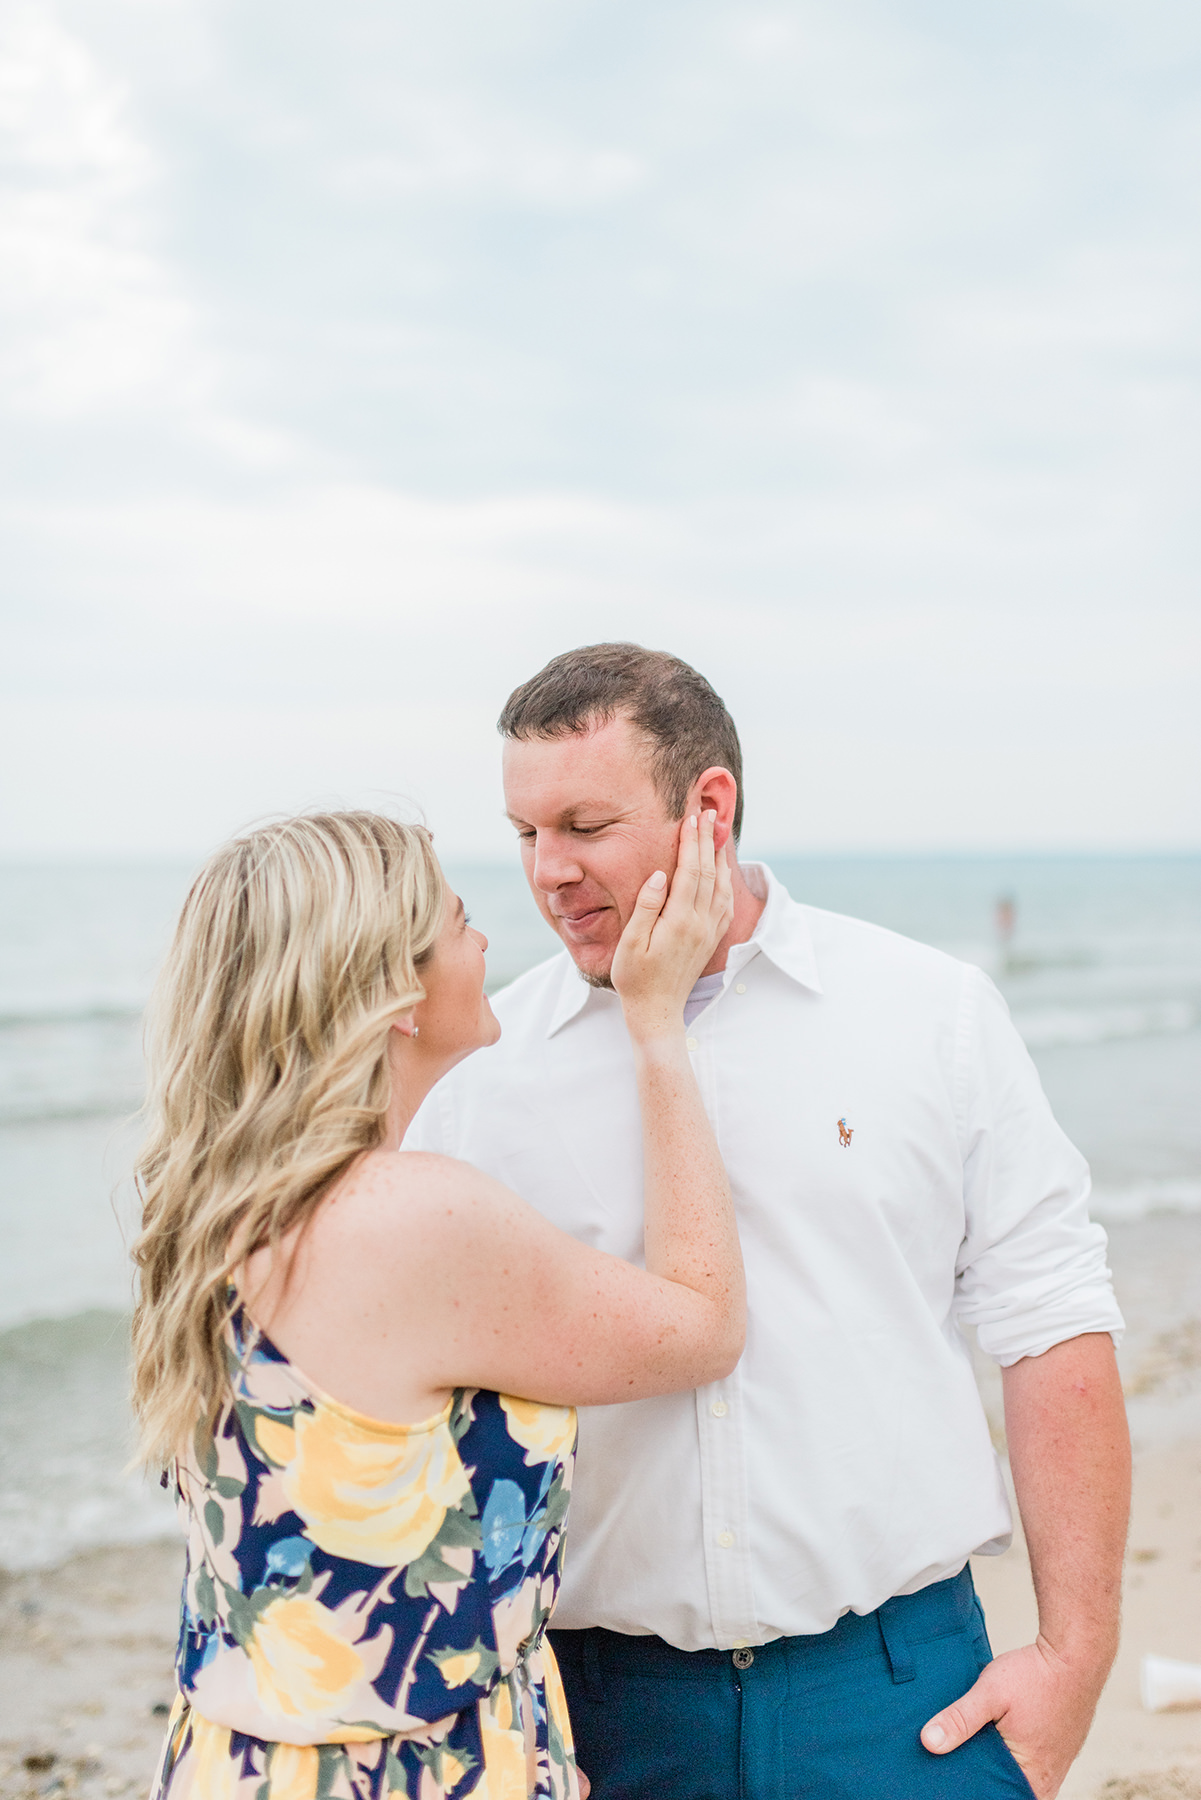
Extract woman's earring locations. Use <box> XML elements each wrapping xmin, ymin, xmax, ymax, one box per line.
<box><xmin>411</xmin><ymin>1026</ymin><xmax>419</xmax><ymax>1038</ymax></box>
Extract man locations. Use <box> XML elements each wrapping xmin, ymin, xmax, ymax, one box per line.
<box><xmin>407</xmin><ymin>643</ymin><xmax>1129</xmax><ymax>1800</ymax></box>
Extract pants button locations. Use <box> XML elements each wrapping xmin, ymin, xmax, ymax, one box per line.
<box><xmin>732</xmin><ymin>1648</ymin><xmax>754</xmax><ymax>1669</ymax></box>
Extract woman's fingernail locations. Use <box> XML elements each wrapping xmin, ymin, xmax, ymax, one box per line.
<box><xmin>704</xmin><ymin>809</ymin><xmax>716</xmax><ymax>822</ymax></box>
<box><xmin>922</xmin><ymin>1724</ymin><xmax>946</xmax><ymax>1750</ymax></box>
<box><xmin>648</xmin><ymin>870</ymin><xmax>667</xmax><ymax>889</ymax></box>
<box><xmin>688</xmin><ymin>814</ymin><xmax>698</xmax><ymax>828</ymax></box>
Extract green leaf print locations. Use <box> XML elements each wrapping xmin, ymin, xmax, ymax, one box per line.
<box><xmin>212</xmin><ymin>1473</ymin><xmax>245</xmax><ymax>1499</ymax></box>
<box><xmin>417</xmin><ymin>1739</ymin><xmax>478</xmax><ymax>1789</ymax></box>
<box><xmin>402</xmin><ymin>1542</ymin><xmax>471</xmax><ymax>1599</ymax></box>
<box><xmin>401</xmin><ymin>1497</ymin><xmax>483</xmax><ymax>1598</ymax></box>
<box><xmin>540</xmin><ymin>1472</ymin><xmax>571</xmax><ymax>1537</ymax></box>
<box><xmin>428</xmin><ymin>1635</ymin><xmax>501</xmax><ymax>1691</ymax></box>
<box><xmin>314</xmin><ymin>1744</ymin><xmax>344</xmax><ymax>1800</ymax></box>
<box><xmin>447</xmin><ymin>1389</ymin><xmax>477</xmax><ymax>1444</ymax></box>
<box><xmin>438</xmin><ymin>1502</ymin><xmax>483</xmax><ymax>1547</ymax></box>
<box><xmin>384</xmin><ymin>1747</ymin><xmax>412</xmax><ymax>1798</ymax></box>
<box><xmin>194</xmin><ymin>1421</ymin><xmax>219</xmax><ymax>1484</ymax></box>
<box><xmin>203</xmin><ymin>1498</ymin><xmax>225</xmax><ymax>1545</ymax></box>
<box><xmin>193</xmin><ymin>1565</ymin><xmax>218</xmax><ymax>1629</ymax></box>
<box><xmin>222</xmin><ymin>1580</ymin><xmax>278</xmax><ymax>1649</ymax></box>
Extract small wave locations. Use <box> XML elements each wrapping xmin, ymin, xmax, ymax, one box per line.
<box><xmin>0</xmin><ymin>1307</ymin><xmax>176</xmax><ymax>1572</ymax></box>
<box><xmin>1013</xmin><ymin>1001</ymin><xmax>1198</xmax><ymax>1050</ymax></box>
<box><xmin>0</xmin><ymin>1099</ymin><xmax>139</xmax><ymax>1129</ymax></box>
<box><xmin>0</xmin><ymin>1003</ymin><xmax>144</xmax><ymax>1030</ymax></box>
<box><xmin>1001</xmin><ymin>950</ymin><xmax>1098</xmax><ymax>975</ymax></box>
<box><xmin>1091</xmin><ymin>1180</ymin><xmax>1201</xmax><ymax>1224</ymax></box>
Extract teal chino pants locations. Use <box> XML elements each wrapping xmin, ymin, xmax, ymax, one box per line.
<box><xmin>550</xmin><ymin>1567</ymin><xmax>1036</xmax><ymax>1800</ymax></box>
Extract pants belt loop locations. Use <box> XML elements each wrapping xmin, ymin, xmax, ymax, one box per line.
<box><xmin>582</xmin><ymin>1632</ymin><xmax>605</xmax><ymax>1702</ymax></box>
<box><xmin>877</xmin><ymin>1601</ymin><xmax>916</xmax><ymax>1684</ymax></box>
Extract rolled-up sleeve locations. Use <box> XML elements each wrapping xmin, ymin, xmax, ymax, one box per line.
<box><xmin>953</xmin><ymin>965</ymin><xmax>1125</xmax><ymax>1366</ymax></box>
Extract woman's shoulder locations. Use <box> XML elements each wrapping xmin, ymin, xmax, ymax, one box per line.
<box><xmin>320</xmin><ymin>1146</ymin><xmax>514</xmax><ymax>1252</ymax></box>
<box><xmin>364</xmin><ymin>1145</ymin><xmax>507</xmax><ymax>1205</ymax></box>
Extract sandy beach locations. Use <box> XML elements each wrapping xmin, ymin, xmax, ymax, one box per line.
<box><xmin>1</xmin><ymin>1437</ymin><xmax>1200</xmax><ymax>1800</ymax></box>
<box><xmin>975</xmin><ymin>1437</ymin><xmax>1201</xmax><ymax>1799</ymax></box>
<box><xmin>0</xmin><ymin>1540</ymin><xmax>178</xmax><ymax>1800</ymax></box>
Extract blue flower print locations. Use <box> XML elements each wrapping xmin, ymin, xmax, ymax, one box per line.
<box><xmin>480</xmin><ymin>1479</ymin><xmax>528</xmax><ymax>1576</ymax></box>
<box><xmin>265</xmin><ymin>1535</ymin><xmax>312</xmax><ymax>1579</ymax></box>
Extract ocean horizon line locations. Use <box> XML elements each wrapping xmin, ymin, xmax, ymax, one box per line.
<box><xmin>2</xmin><ymin>846</ymin><xmax>1200</xmax><ymax>872</ymax></box>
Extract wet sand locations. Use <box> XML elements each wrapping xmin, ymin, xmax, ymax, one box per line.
<box><xmin>0</xmin><ymin>1541</ymin><xmax>179</xmax><ymax>1800</ymax></box>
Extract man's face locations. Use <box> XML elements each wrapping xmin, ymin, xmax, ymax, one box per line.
<box><xmin>503</xmin><ymin>713</ymin><xmax>682</xmax><ymax>985</ymax></box>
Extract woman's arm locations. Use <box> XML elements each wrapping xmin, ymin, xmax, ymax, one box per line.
<box><xmin>250</xmin><ymin>813</ymin><xmax>744</xmax><ymax>1420</ymax></box>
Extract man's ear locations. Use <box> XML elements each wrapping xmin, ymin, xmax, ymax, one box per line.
<box><xmin>689</xmin><ymin>767</ymin><xmax>738</xmax><ymax>852</ymax></box>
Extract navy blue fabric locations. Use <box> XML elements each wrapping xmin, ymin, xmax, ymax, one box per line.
<box><xmin>550</xmin><ymin>1568</ymin><xmax>1036</xmax><ymax>1800</ymax></box>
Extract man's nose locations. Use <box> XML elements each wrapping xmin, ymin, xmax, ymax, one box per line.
<box><xmin>531</xmin><ymin>833</ymin><xmax>584</xmax><ymax>893</ymax></box>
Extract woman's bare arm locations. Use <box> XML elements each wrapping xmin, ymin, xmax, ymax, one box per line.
<box><xmin>248</xmin><ymin>812</ymin><xmax>744</xmax><ymax>1419</ymax></box>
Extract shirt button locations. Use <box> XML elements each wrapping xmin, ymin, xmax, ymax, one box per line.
<box><xmin>735</xmin><ymin>983</ymin><xmax>746</xmax><ymax>995</ymax></box>
<box><xmin>710</xmin><ymin>1400</ymin><xmax>728</xmax><ymax>1418</ymax></box>
<box><xmin>717</xmin><ymin>1529</ymin><xmax>735</xmax><ymax>1548</ymax></box>
<box><xmin>732</xmin><ymin>1648</ymin><xmax>755</xmax><ymax>1670</ymax></box>
<box><xmin>685</xmin><ymin>1036</ymin><xmax>699</xmax><ymax>1051</ymax></box>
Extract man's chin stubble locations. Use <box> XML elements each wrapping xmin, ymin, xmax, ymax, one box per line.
<box><xmin>579</xmin><ymin>968</ymin><xmax>615</xmax><ymax>991</ymax></box>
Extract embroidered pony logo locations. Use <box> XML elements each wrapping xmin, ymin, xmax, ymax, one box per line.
<box><xmin>838</xmin><ymin>1118</ymin><xmax>854</xmax><ymax>1148</ymax></box>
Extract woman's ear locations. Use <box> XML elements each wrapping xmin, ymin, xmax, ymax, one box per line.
<box><xmin>391</xmin><ymin>1014</ymin><xmax>419</xmax><ymax>1040</ymax></box>
<box><xmin>690</xmin><ymin>767</ymin><xmax>739</xmax><ymax>852</ymax></box>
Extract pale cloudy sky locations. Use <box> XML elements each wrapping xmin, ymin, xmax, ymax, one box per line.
<box><xmin>2</xmin><ymin>0</ymin><xmax>1199</xmax><ymax>857</ymax></box>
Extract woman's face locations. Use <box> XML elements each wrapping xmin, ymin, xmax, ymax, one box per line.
<box><xmin>411</xmin><ymin>889</ymin><xmax>500</xmax><ymax>1066</ymax></box>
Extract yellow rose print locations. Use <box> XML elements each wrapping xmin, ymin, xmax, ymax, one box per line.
<box><xmin>436</xmin><ymin>1649</ymin><xmax>482</xmax><ymax>1688</ymax></box>
<box><xmin>264</xmin><ymin>1742</ymin><xmax>319</xmax><ymax>1800</ymax></box>
<box><xmin>246</xmin><ymin>1593</ymin><xmax>366</xmax><ymax>1718</ymax></box>
<box><xmin>479</xmin><ymin>1698</ymin><xmax>529</xmax><ymax>1800</ymax></box>
<box><xmin>188</xmin><ymin>1715</ymin><xmax>245</xmax><ymax>1800</ymax></box>
<box><xmin>277</xmin><ymin>1405</ymin><xmax>472</xmax><ymax>1568</ymax></box>
<box><xmin>254</xmin><ymin>1415</ymin><xmax>296</xmax><ymax>1469</ymax></box>
<box><xmin>443</xmin><ymin>1750</ymin><xmax>470</xmax><ymax>1787</ymax></box>
<box><xmin>499</xmin><ymin>1396</ymin><xmax>576</xmax><ymax>1465</ymax></box>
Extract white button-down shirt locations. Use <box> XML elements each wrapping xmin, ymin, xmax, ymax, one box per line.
<box><xmin>406</xmin><ymin>864</ymin><xmax>1123</xmax><ymax>1648</ymax></box>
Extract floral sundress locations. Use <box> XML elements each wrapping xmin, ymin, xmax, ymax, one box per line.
<box><xmin>151</xmin><ymin>1303</ymin><xmax>579</xmax><ymax>1800</ymax></box>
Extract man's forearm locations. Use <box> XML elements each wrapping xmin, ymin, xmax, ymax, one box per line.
<box><xmin>1002</xmin><ymin>1331</ymin><xmax>1131</xmax><ymax>1672</ymax></box>
<box><xmin>921</xmin><ymin>1332</ymin><xmax>1130</xmax><ymax>1796</ymax></box>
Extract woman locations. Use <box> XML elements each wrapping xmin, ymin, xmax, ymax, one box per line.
<box><xmin>133</xmin><ymin>807</ymin><xmax>742</xmax><ymax>1800</ymax></box>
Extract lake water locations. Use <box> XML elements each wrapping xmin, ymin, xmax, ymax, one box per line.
<box><xmin>2</xmin><ymin>853</ymin><xmax>1199</xmax><ymax>1569</ymax></box>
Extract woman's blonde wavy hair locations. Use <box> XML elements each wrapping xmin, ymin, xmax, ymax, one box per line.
<box><xmin>130</xmin><ymin>811</ymin><xmax>446</xmax><ymax>1467</ymax></box>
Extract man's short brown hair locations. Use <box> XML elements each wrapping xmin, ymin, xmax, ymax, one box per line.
<box><xmin>498</xmin><ymin>643</ymin><xmax>744</xmax><ymax>840</ymax></box>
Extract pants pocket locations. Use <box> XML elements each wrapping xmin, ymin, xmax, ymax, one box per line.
<box><xmin>972</xmin><ymin>1722</ymin><xmax>1038</xmax><ymax>1799</ymax></box>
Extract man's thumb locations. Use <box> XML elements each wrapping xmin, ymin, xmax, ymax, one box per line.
<box><xmin>921</xmin><ymin>1675</ymin><xmax>998</xmax><ymax>1755</ymax></box>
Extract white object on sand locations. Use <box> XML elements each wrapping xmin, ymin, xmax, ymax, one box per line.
<box><xmin>1141</xmin><ymin>1654</ymin><xmax>1201</xmax><ymax>1711</ymax></box>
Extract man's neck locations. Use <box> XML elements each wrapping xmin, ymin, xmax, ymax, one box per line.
<box><xmin>700</xmin><ymin>856</ymin><xmax>766</xmax><ymax>977</ymax></box>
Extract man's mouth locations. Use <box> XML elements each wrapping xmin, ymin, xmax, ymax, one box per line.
<box><xmin>552</xmin><ymin>906</ymin><xmax>609</xmax><ymax>936</ymax></box>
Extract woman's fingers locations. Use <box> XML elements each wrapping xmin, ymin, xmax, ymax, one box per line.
<box><xmin>620</xmin><ymin>868</ymin><xmax>669</xmax><ymax>958</ymax></box>
<box><xmin>664</xmin><ymin>811</ymin><xmax>701</xmax><ymax>917</ymax></box>
<box><xmin>696</xmin><ymin>809</ymin><xmax>717</xmax><ymax>901</ymax></box>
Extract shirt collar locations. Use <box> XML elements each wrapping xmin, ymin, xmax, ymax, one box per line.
<box><xmin>727</xmin><ymin>862</ymin><xmax>824</xmax><ymax>994</ymax></box>
<box><xmin>545</xmin><ymin>953</ymin><xmax>619</xmax><ymax>1038</ymax></box>
<box><xmin>545</xmin><ymin>861</ymin><xmax>821</xmax><ymax>1038</ymax></box>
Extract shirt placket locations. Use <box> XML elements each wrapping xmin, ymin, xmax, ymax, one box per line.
<box><xmin>687</xmin><ymin>1026</ymin><xmax>759</xmax><ymax>1649</ymax></box>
